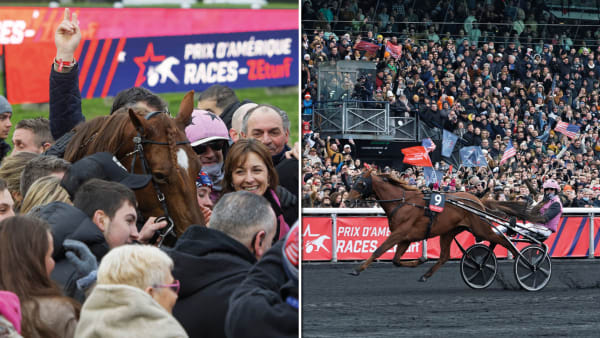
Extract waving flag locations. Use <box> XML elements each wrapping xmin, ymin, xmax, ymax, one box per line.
<box><xmin>423</xmin><ymin>167</ymin><xmax>444</xmax><ymax>186</ymax></box>
<box><xmin>555</xmin><ymin>121</ymin><xmax>580</xmax><ymax>139</ymax></box>
<box><xmin>402</xmin><ymin>146</ymin><xmax>433</xmax><ymax>167</ymax></box>
<box><xmin>500</xmin><ymin>140</ymin><xmax>516</xmax><ymax>165</ymax></box>
<box><xmin>385</xmin><ymin>41</ymin><xmax>402</xmax><ymax>59</ymax></box>
<box><xmin>354</xmin><ymin>40</ymin><xmax>380</xmax><ymax>55</ymax></box>
<box><xmin>459</xmin><ymin>146</ymin><xmax>488</xmax><ymax>167</ymax></box>
<box><xmin>442</xmin><ymin>129</ymin><xmax>459</xmax><ymax>157</ymax></box>
<box><xmin>422</xmin><ymin>138</ymin><xmax>436</xmax><ymax>153</ymax></box>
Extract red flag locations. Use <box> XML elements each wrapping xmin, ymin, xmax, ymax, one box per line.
<box><xmin>448</xmin><ymin>165</ymin><xmax>453</xmax><ymax>175</ymax></box>
<box><xmin>354</xmin><ymin>40</ymin><xmax>380</xmax><ymax>55</ymax></box>
<box><xmin>401</xmin><ymin>146</ymin><xmax>433</xmax><ymax>167</ymax></box>
<box><xmin>385</xmin><ymin>41</ymin><xmax>402</xmax><ymax>59</ymax></box>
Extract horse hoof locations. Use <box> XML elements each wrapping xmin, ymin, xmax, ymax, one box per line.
<box><xmin>418</xmin><ymin>275</ymin><xmax>427</xmax><ymax>282</ymax></box>
<box><xmin>392</xmin><ymin>260</ymin><xmax>402</xmax><ymax>267</ymax></box>
<box><xmin>349</xmin><ymin>270</ymin><xmax>361</xmax><ymax>276</ymax></box>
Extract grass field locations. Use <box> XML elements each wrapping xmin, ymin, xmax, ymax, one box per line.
<box><xmin>0</xmin><ymin>74</ymin><xmax>299</xmax><ymax>149</ymax></box>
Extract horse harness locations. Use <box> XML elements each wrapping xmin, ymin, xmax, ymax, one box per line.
<box><xmin>124</xmin><ymin>111</ymin><xmax>190</xmax><ymax>247</ymax></box>
<box><xmin>353</xmin><ymin>175</ymin><xmax>438</xmax><ymax>239</ymax></box>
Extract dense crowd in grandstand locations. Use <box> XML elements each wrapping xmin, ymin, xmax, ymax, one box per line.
<box><xmin>301</xmin><ymin>0</ymin><xmax>600</xmax><ymax>209</ymax></box>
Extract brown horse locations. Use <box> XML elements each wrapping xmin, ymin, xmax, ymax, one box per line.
<box><xmin>346</xmin><ymin>169</ymin><xmax>544</xmax><ymax>281</ymax></box>
<box><xmin>64</xmin><ymin>91</ymin><xmax>204</xmax><ymax>238</ymax></box>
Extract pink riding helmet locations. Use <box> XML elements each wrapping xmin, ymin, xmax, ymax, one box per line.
<box><xmin>185</xmin><ymin>109</ymin><xmax>229</xmax><ymax>147</ymax></box>
<box><xmin>542</xmin><ymin>179</ymin><xmax>560</xmax><ymax>191</ymax></box>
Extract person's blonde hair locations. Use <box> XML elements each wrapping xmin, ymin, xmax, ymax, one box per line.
<box><xmin>0</xmin><ymin>152</ymin><xmax>38</xmax><ymax>210</ymax></box>
<box><xmin>97</xmin><ymin>245</ymin><xmax>173</xmax><ymax>290</ymax></box>
<box><xmin>0</xmin><ymin>152</ymin><xmax>38</xmax><ymax>194</ymax></box>
<box><xmin>20</xmin><ymin>176</ymin><xmax>71</xmax><ymax>214</ymax></box>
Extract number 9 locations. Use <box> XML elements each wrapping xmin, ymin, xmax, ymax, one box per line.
<box><xmin>434</xmin><ymin>195</ymin><xmax>442</xmax><ymax>205</ymax></box>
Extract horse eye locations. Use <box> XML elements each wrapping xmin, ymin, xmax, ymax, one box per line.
<box><xmin>153</xmin><ymin>172</ymin><xmax>168</xmax><ymax>183</ymax></box>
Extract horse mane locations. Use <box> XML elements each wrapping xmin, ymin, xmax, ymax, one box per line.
<box><xmin>64</xmin><ymin>108</ymin><xmax>156</xmax><ymax>162</ymax></box>
<box><xmin>482</xmin><ymin>200</ymin><xmax>547</xmax><ymax>224</ymax></box>
<box><xmin>377</xmin><ymin>172</ymin><xmax>419</xmax><ymax>191</ymax></box>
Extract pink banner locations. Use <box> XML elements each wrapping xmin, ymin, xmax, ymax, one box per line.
<box><xmin>0</xmin><ymin>7</ymin><xmax>297</xmax><ymax>44</ymax></box>
<box><xmin>336</xmin><ymin>217</ymin><xmax>422</xmax><ymax>261</ymax></box>
<box><xmin>302</xmin><ymin>217</ymin><xmax>333</xmax><ymax>261</ymax></box>
<box><xmin>308</xmin><ymin>216</ymin><xmax>600</xmax><ymax>262</ymax></box>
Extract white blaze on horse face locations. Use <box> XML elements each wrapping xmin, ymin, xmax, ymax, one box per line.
<box><xmin>177</xmin><ymin>148</ymin><xmax>189</xmax><ymax>171</ymax></box>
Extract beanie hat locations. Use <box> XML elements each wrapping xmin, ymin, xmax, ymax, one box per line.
<box><xmin>185</xmin><ymin>109</ymin><xmax>229</xmax><ymax>147</ymax></box>
<box><xmin>0</xmin><ymin>95</ymin><xmax>12</xmax><ymax>114</ymax></box>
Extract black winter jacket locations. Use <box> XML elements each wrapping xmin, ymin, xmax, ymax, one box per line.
<box><xmin>37</xmin><ymin>201</ymin><xmax>108</xmax><ymax>302</ymax></box>
<box><xmin>49</xmin><ymin>64</ymin><xmax>85</xmax><ymax>140</ymax></box>
<box><xmin>225</xmin><ymin>241</ymin><xmax>298</xmax><ymax>338</ymax></box>
<box><xmin>169</xmin><ymin>226</ymin><xmax>257</xmax><ymax>338</ymax></box>
<box><xmin>46</xmin><ymin>64</ymin><xmax>85</xmax><ymax>157</ymax></box>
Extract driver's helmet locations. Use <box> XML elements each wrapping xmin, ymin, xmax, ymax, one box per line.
<box><xmin>542</xmin><ymin>179</ymin><xmax>560</xmax><ymax>191</ymax></box>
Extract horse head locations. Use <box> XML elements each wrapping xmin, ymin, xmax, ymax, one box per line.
<box><xmin>65</xmin><ymin>91</ymin><xmax>204</xmax><ymax>241</ymax></box>
<box><xmin>125</xmin><ymin>91</ymin><xmax>204</xmax><ymax>238</ymax></box>
<box><xmin>347</xmin><ymin>169</ymin><xmax>375</xmax><ymax>204</ymax></box>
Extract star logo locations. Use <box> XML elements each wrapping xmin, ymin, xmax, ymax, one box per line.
<box><xmin>133</xmin><ymin>43</ymin><xmax>165</xmax><ymax>87</ymax></box>
<box><xmin>204</xmin><ymin>112</ymin><xmax>219</xmax><ymax>120</ymax></box>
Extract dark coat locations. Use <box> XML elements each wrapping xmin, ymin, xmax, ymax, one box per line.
<box><xmin>37</xmin><ymin>201</ymin><xmax>108</xmax><ymax>302</ymax></box>
<box><xmin>169</xmin><ymin>226</ymin><xmax>257</xmax><ymax>338</ymax></box>
<box><xmin>49</xmin><ymin>64</ymin><xmax>85</xmax><ymax>140</ymax></box>
<box><xmin>0</xmin><ymin>140</ymin><xmax>10</xmax><ymax>163</ymax></box>
<box><xmin>225</xmin><ymin>241</ymin><xmax>298</xmax><ymax>338</ymax></box>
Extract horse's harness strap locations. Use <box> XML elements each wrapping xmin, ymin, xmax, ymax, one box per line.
<box><xmin>376</xmin><ymin>190</ymin><xmax>436</xmax><ymax>238</ymax></box>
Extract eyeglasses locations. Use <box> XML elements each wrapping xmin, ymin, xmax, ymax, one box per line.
<box><xmin>193</xmin><ymin>140</ymin><xmax>227</xmax><ymax>154</ymax></box>
<box><xmin>153</xmin><ymin>280</ymin><xmax>180</xmax><ymax>294</ymax></box>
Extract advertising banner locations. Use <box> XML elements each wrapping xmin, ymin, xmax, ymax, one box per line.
<box><xmin>1</xmin><ymin>7</ymin><xmax>298</xmax><ymax>103</ymax></box>
<box><xmin>335</xmin><ymin>217</ymin><xmax>422</xmax><ymax>261</ymax></box>
<box><xmin>302</xmin><ymin>215</ymin><xmax>599</xmax><ymax>262</ymax></box>
<box><xmin>302</xmin><ymin>217</ymin><xmax>333</xmax><ymax>261</ymax></box>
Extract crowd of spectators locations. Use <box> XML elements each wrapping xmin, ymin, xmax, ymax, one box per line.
<box><xmin>302</xmin><ymin>0</ymin><xmax>600</xmax><ymax>209</ymax></box>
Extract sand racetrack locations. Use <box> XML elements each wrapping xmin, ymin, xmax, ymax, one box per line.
<box><xmin>302</xmin><ymin>259</ymin><xmax>600</xmax><ymax>337</ymax></box>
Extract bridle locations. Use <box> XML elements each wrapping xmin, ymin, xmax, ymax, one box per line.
<box><xmin>124</xmin><ymin>111</ymin><xmax>190</xmax><ymax>247</ymax></box>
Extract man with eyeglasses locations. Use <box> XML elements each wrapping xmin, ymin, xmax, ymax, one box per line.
<box><xmin>185</xmin><ymin>109</ymin><xmax>230</xmax><ymax>203</ymax></box>
<box><xmin>169</xmin><ymin>191</ymin><xmax>277</xmax><ymax>338</ymax></box>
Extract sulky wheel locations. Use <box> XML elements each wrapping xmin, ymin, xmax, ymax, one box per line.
<box><xmin>460</xmin><ymin>244</ymin><xmax>497</xmax><ymax>289</ymax></box>
<box><xmin>514</xmin><ymin>244</ymin><xmax>552</xmax><ymax>291</ymax></box>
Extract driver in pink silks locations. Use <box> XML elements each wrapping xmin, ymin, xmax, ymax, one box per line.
<box><xmin>496</xmin><ymin>179</ymin><xmax>563</xmax><ymax>240</ymax></box>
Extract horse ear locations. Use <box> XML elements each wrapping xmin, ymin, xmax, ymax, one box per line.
<box><xmin>175</xmin><ymin>90</ymin><xmax>195</xmax><ymax>131</ymax></box>
<box><xmin>129</xmin><ymin>108</ymin><xmax>149</xmax><ymax>134</ymax></box>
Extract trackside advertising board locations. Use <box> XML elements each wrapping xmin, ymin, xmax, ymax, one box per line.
<box><xmin>0</xmin><ymin>7</ymin><xmax>298</xmax><ymax>103</ymax></box>
<box><xmin>302</xmin><ymin>216</ymin><xmax>600</xmax><ymax>261</ymax></box>
<box><xmin>302</xmin><ymin>217</ymin><xmax>332</xmax><ymax>261</ymax></box>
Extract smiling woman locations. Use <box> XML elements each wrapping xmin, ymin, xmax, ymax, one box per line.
<box><xmin>222</xmin><ymin>138</ymin><xmax>298</xmax><ymax>242</ymax></box>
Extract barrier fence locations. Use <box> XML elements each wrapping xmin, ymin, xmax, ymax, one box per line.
<box><xmin>302</xmin><ymin>208</ymin><xmax>600</xmax><ymax>262</ymax></box>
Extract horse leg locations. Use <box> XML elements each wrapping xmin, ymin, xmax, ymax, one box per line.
<box><xmin>418</xmin><ymin>229</ymin><xmax>460</xmax><ymax>282</ymax></box>
<box><xmin>350</xmin><ymin>233</ymin><xmax>402</xmax><ymax>276</ymax></box>
<box><xmin>392</xmin><ymin>241</ymin><xmax>427</xmax><ymax>267</ymax></box>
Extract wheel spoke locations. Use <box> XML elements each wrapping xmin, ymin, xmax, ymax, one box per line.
<box><xmin>466</xmin><ymin>270</ymin><xmax>481</xmax><ymax>282</ymax></box>
<box><xmin>483</xmin><ymin>262</ymin><xmax>496</xmax><ymax>271</ymax></box>
<box><xmin>539</xmin><ymin>266</ymin><xmax>551</xmax><ymax>277</ymax></box>
<box><xmin>463</xmin><ymin>259</ymin><xmax>478</xmax><ymax>270</ymax></box>
<box><xmin>517</xmin><ymin>258</ymin><xmax>530</xmax><ymax>269</ymax></box>
<box><xmin>518</xmin><ymin>270</ymin><xmax>534</xmax><ymax>281</ymax></box>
